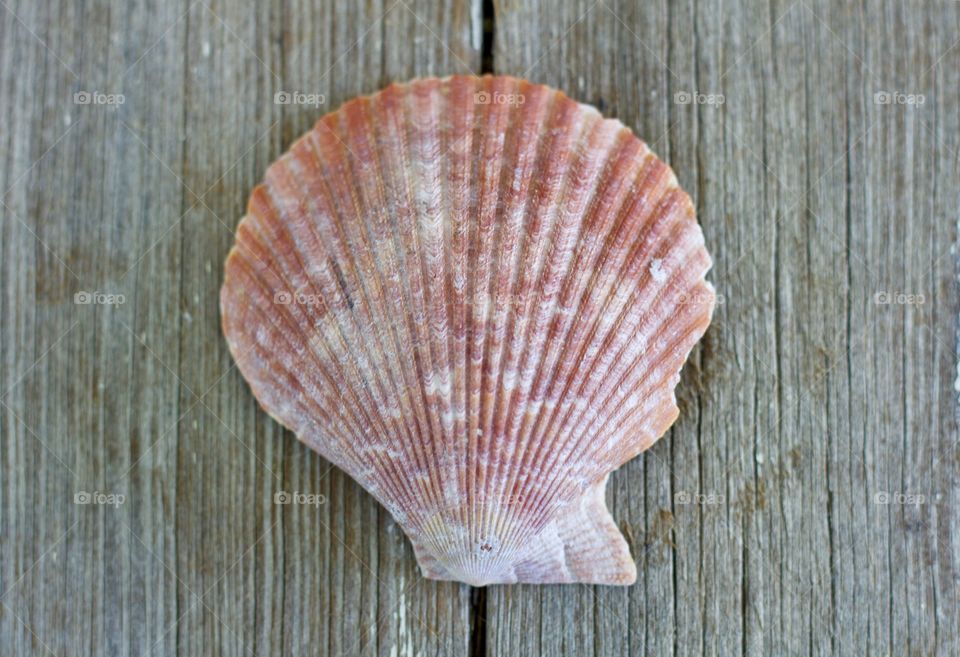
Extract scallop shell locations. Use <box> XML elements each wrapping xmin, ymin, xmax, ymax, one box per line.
<box><xmin>221</xmin><ymin>75</ymin><xmax>715</xmax><ymax>586</ymax></box>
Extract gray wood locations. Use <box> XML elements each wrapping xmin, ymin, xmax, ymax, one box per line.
<box><xmin>492</xmin><ymin>0</ymin><xmax>960</xmax><ymax>656</ymax></box>
<box><xmin>1</xmin><ymin>0</ymin><xmax>957</xmax><ymax>656</ymax></box>
<box><xmin>0</xmin><ymin>1</ymin><xmax>478</xmax><ymax>656</ymax></box>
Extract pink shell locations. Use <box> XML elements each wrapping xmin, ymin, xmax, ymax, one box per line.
<box><xmin>221</xmin><ymin>75</ymin><xmax>715</xmax><ymax>585</ymax></box>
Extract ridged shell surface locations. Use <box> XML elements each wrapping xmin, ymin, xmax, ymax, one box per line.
<box><xmin>221</xmin><ymin>75</ymin><xmax>715</xmax><ymax>585</ymax></box>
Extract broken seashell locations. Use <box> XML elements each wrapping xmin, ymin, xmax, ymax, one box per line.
<box><xmin>221</xmin><ymin>75</ymin><xmax>715</xmax><ymax>586</ymax></box>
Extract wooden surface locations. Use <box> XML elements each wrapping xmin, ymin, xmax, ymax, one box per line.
<box><xmin>1</xmin><ymin>0</ymin><xmax>957</xmax><ymax>655</ymax></box>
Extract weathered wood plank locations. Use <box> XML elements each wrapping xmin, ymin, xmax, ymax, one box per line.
<box><xmin>1</xmin><ymin>1</ymin><xmax>480</xmax><ymax>656</ymax></box>
<box><xmin>1</xmin><ymin>1</ymin><xmax>189</xmax><ymax>655</ymax></box>
<box><xmin>172</xmin><ymin>1</ymin><xmax>479</xmax><ymax>656</ymax></box>
<box><xmin>491</xmin><ymin>1</ymin><xmax>960</xmax><ymax>656</ymax></box>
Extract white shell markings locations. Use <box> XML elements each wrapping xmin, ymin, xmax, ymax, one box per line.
<box><xmin>650</xmin><ymin>258</ymin><xmax>667</xmax><ymax>283</ymax></box>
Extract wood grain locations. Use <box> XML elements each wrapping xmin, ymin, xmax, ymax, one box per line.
<box><xmin>492</xmin><ymin>1</ymin><xmax>960</xmax><ymax>656</ymax></box>
<box><xmin>0</xmin><ymin>0</ymin><xmax>957</xmax><ymax>655</ymax></box>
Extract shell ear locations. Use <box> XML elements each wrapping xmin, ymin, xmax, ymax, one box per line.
<box><xmin>412</xmin><ymin>476</ymin><xmax>636</xmax><ymax>586</ymax></box>
<box><xmin>511</xmin><ymin>476</ymin><xmax>636</xmax><ymax>585</ymax></box>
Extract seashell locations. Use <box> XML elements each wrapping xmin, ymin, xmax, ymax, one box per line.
<box><xmin>221</xmin><ymin>75</ymin><xmax>715</xmax><ymax>586</ymax></box>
